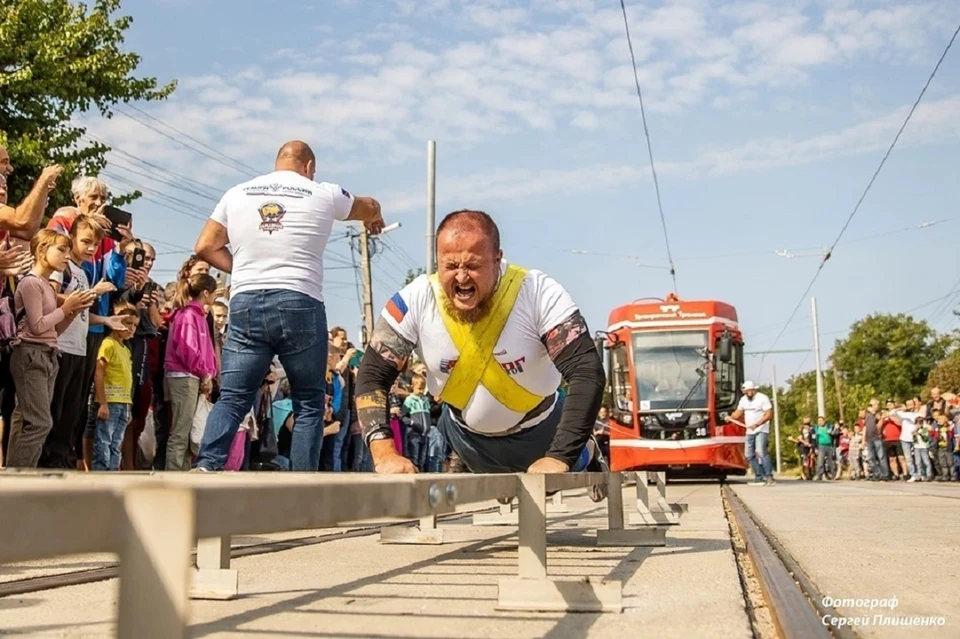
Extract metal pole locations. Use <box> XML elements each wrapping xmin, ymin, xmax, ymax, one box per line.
<box><xmin>772</xmin><ymin>365</ymin><xmax>781</xmax><ymax>474</ymax></box>
<box><xmin>360</xmin><ymin>227</ymin><xmax>374</xmax><ymax>346</ymax></box>
<box><xmin>811</xmin><ymin>297</ymin><xmax>826</xmax><ymax>418</ymax></box>
<box><xmin>832</xmin><ymin>365</ymin><xmax>845</xmax><ymax>424</ymax></box>
<box><xmin>426</xmin><ymin>140</ymin><xmax>436</xmax><ymax>275</ymax></box>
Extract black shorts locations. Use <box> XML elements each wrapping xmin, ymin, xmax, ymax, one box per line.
<box><xmin>436</xmin><ymin>395</ymin><xmax>589</xmax><ymax>473</ymax></box>
<box><xmin>884</xmin><ymin>442</ymin><xmax>902</xmax><ymax>458</ymax></box>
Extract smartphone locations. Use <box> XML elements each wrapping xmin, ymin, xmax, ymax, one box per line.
<box><xmin>102</xmin><ymin>205</ymin><xmax>133</xmax><ymax>242</ymax></box>
<box><xmin>349</xmin><ymin>350</ymin><xmax>363</xmax><ymax>368</ymax></box>
<box><xmin>131</xmin><ymin>247</ymin><xmax>146</xmax><ymax>270</ymax></box>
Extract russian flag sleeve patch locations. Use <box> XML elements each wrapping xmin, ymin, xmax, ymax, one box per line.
<box><xmin>386</xmin><ymin>292</ymin><xmax>408</xmax><ymax>324</ymax></box>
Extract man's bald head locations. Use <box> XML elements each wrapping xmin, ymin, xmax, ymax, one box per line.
<box><xmin>436</xmin><ymin>209</ymin><xmax>500</xmax><ymax>254</ymax></box>
<box><xmin>275</xmin><ymin>140</ymin><xmax>316</xmax><ymax>180</ymax></box>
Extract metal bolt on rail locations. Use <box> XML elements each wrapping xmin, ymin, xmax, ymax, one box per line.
<box><xmin>428</xmin><ymin>483</ymin><xmax>442</xmax><ymax>508</ymax></box>
<box><xmin>445</xmin><ymin>482</ymin><xmax>458</xmax><ymax>506</ymax></box>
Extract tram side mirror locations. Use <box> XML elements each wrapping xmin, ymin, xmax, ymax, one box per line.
<box><xmin>594</xmin><ymin>336</ymin><xmax>605</xmax><ymax>357</ymax></box>
<box><xmin>718</xmin><ymin>333</ymin><xmax>732</xmax><ymax>363</ymax></box>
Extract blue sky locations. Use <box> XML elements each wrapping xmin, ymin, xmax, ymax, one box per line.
<box><xmin>87</xmin><ymin>0</ymin><xmax>960</xmax><ymax>386</ymax></box>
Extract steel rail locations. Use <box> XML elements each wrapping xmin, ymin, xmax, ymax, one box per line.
<box><xmin>723</xmin><ymin>486</ymin><xmax>859</xmax><ymax>639</ymax></box>
<box><xmin>0</xmin><ymin>506</ymin><xmax>495</xmax><ymax>599</ymax></box>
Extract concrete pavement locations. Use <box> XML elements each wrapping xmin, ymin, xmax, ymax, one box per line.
<box><xmin>0</xmin><ymin>483</ymin><xmax>752</xmax><ymax>638</ymax></box>
<box><xmin>732</xmin><ymin>478</ymin><xmax>960</xmax><ymax>639</ymax></box>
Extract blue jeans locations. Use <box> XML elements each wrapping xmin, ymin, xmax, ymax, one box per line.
<box><xmin>745</xmin><ymin>431</ymin><xmax>773</xmax><ymax>480</ymax></box>
<box><xmin>901</xmin><ymin>441</ymin><xmax>917</xmax><ymax>479</ymax></box>
<box><xmin>426</xmin><ymin>427</ymin><xmax>447</xmax><ymax>473</ymax></box>
<box><xmin>93</xmin><ymin>403</ymin><xmax>130</xmax><ymax>471</ymax></box>
<box><xmin>194</xmin><ymin>290</ymin><xmax>328</xmax><ymax>471</ymax></box>
<box><xmin>405</xmin><ymin>431</ymin><xmax>428</xmax><ymax>471</ymax></box>
<box><xmin>867</xmin><ymin>438</ymin><xmax>888</xmax><ymax>479</ymax></box>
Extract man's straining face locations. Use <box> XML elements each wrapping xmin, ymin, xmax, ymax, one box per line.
<box><xmin>436</xmin><ymin>224</ymin><xmax>501</xmax><ymax>324</ymax></box>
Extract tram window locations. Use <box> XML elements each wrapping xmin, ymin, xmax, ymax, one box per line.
<box><xmin>611</xmin><ymin>345</ymin><xmax>633</xmax><ymax>422</ymax></box>
<box><xmin>715</xmin><ymin>339</ymin><xmax>739</xmax><ymax>408</ymax></box>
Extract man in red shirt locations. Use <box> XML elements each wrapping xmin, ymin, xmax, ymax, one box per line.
<box><xmin>880</xmin><ymin>400</ymin><xmax>906</xmax><ymax>480</ymax></box>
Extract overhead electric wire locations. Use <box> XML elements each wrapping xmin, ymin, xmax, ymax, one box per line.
<box><xmin>619</xmin><ymin>0</ymin><xmax>678</xmax><ymax>291</ymax></box>
<box><xmin>113</xmin><ymin>107</ymin><xmax>255</xmax><ymax>178</ymax></box>
<box><xmin>118</xmin><ymin>104</ymin><xmax>261</xmax><ymax>176</ymax></box>
<box><xmin>757</xmin><ymin>20</ymin><xmax>960</xmax><ymax>378</ymax></box>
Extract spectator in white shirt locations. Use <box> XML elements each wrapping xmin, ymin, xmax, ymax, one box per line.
<box><xmin>726</xmin><ymin>380</ymin><xmax>775</xmax><ymax>486</ymax></box>
<box><xmin>192</xmin><ymin>140</ymin><xmax>384</xmax><ymax>471</ymax></box>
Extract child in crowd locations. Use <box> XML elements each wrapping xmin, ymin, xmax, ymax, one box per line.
<box><xmin>848</xmin><ymin>424</ymin><xmax>864</xmax><ymax>480</ymax></box>
<box><xmin>913</xmin><ymin>417</ymin><xmax>933</xmax><ymax>481</ymax></box>
<box><xmin>6</xmin><ymin>230</ymin><xmax>94</xmax><ymax>468</ymax></box>
<box><xmin>934</xmin><ymin>411</ymin><xmax>955</xmax><ymax>481</ymax></box>
<box><xmin>44</xmin><ymin>216</ymin><xmax>124</xmax><ymax>469</ymax></box>
<box><xmin>92</xmin><ymin>302</ymin><xmax>140</xmax><ymax>470</ymax></box>
<box><xmin>401</xmin><ymin>373</ymin><xmax>434</xmax><ymax>471</ymax></box>
<box><xmin>164</xmin><ymin>273</ymin><xmax>218</xmax><ymax>471</ymax></box>
<box><xmin>211</xmin><ymin>300</ymin><xmax>228</xmax><ymax>349</ymax></box>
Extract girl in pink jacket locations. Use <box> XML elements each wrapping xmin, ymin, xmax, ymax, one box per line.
<box><xmin>164</xmin><ymin>273</ymin><xmax>218</xmax><ymax>471</ymax></box>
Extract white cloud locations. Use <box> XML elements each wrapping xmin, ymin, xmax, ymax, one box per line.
<box><xmin>373</xmin><ymin>95</ymin><xmax>960</xmax><ymax>213</ymax></box>
<box><xmin>81</xmin><ymin>0</ymin><xmax>956</xmax><ymax>201</ymax></box>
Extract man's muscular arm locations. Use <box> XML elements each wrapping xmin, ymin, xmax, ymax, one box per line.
<box><xmin>355</xmin><ymin>317</ymin><xmax>418</xmax><ymax>471</ymax></box>
<box><xmin>539</xmin><ymin>311</ymin><xmax>605</xmax><ymax>468</ymax></box>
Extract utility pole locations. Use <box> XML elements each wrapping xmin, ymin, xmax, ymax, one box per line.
<box><xmin>359</xmin><ymin>227</ymin><xmax>374</xmax><ymax>347</ymax></box>
<box><xmin>426</xmin><ymin>140</ymin><xmax>436</xmax><ymax>275</ymax></box>
<box><xmin>811</xmin><ymin>296</ymin><xmax>826</xmax><ymax>418</ymax></box>
<box><xmin>772</xmin><ymin>365</ymin><xmax>781</xmax><ymax>474</ymax></box>
<box><xmin>832</xmin><ymin>365</ymin><xmax>845</xmax><ymax>424</ymax></box>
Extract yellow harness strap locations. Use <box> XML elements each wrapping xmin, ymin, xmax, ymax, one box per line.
<box><xmin>429</xmin><ymin>265</ymin><xmax>543</xmax><ymax>414</ymax></box>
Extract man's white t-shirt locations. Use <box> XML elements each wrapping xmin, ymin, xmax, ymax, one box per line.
<box><xmin>737</xmin><ymin>392</ymin><xmax>772</xmax><ymax>434</ymax></box>
<box><xmin>894</xmin><ymin>411</ymin><xmax>921</xmax><ymax>443</ymax></box>
<box><xmin>210</xmin><ymin>170</ymin><xmax>354</xmax><ymax>303</ymax></box>
<box><xmin>383</xmin><ymin>262</ymin><xmax>578</xmax><ymax>435</ymax></box>
<box><xmin>50</xmin><ymin>261</ymin><xmax>91</xmax><ymax>357</ymax></box>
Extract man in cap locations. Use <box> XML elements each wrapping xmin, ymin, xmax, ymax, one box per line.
<box><xmin>726</xmin><ymin>381</ymin><xmax>775</xmax><ymax>486</ymax></box>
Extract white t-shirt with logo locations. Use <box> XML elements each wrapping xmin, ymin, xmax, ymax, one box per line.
<box><xmin>210</xmin><ymin>170</ymin><xmax>354</xmax><ymax>303</ymax></box>
<box><xmin>383</xmin><ymin>263</ymin><xmax>578</xmax><ymax>435</ymax></box>
<box><xmin>49</xmin><ymin>261</ymin><xmax>91</xmax><ymax>357</ymax></box>
<box><xmin>737</xmin><ymin>392</ymin><xmax>772</xmax><ymax>434</ymax></box>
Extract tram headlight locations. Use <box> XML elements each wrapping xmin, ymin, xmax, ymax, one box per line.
<box><xmin>687</xmin><ymin>413</ymin><xmax>707</xmax><ymax>426</ymax></box>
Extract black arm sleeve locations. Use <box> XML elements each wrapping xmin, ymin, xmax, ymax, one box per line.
<box><xmin>355</xmin><ymin>347</ymin><xmax>403</xmax><ymax>443</ymax></box>
<box><xmin>545</xmin><ymin>331</ymin><xmax>605</xmax><ymax>466</ymax></box>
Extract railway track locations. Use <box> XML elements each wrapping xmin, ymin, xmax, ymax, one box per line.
<box><xmin>0</xmin><ymin>507</ymin><xmax>496</xmax><ymax>599</ymax></box>
<box><xmin>723</xmin><ymin>486</ymin><xmax>859</xmax><ymax>639</ymax></box>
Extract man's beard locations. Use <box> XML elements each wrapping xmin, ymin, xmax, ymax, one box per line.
<box><xmin>441</xmin><ymin>289</ymin><xmax>494</xmax><ymax>324</ymax></box>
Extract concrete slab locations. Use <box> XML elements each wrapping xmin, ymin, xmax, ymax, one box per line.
<box><xmin>732</xmin><ymin>478</ymin><xmax>960</xmax><ymax>639</ymax></box>
<box><xmin>0</xmin><ymin>483</ymin><xmax>751</xmax><ymax>639</ymax></box>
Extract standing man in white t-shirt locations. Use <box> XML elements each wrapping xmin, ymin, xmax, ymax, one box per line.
<box><xmin>192</xmin><ymin>140</ymin><xmax>384</xmax><ymax>471</ymax></box>
<box><xmin>726</xmin><ymin>381</ymin><xmax>775</xmax><ymax>486</ymax></box>
<box><xmin>355</xmin><ymin>210</ymin><xmax>606</xmax><ymax>492</ymax></box>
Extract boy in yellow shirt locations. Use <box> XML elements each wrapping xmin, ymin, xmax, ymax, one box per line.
<box><xmin>92</xmin><ymin>302</ymin><xmax>140</xmax><ymax>470</ymax></box>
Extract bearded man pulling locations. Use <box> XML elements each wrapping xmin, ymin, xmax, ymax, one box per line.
<box><xmin>355</xmin><ymin>210</ymin><xmax>606</xmax><ymax>482</ymax></box>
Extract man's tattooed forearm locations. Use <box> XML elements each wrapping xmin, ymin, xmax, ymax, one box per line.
<box><xmin>370</xmin><ymin>317</ymin><xmax>415</xmax><ymax>367</ymax></box>
<box><xmin>542</xmin><ymin>311</ymin><xmax>589</xmax><ymax>360</ymax></box>
<box><xmin>357</xmin><ymin>389</ymin><xmax>389</xmax><ymax>438</ymax></box>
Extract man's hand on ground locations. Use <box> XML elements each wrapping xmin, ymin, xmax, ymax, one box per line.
<box><xmin>374</xmin><ymin>452</ymin><xmax>418</xmax><ymax>474</ymax></box>
<box><xmin>526</xmin><ymin>457</ymin><xmax>569</xmax><ymax>474</ymax></box>
<box><xmin>370</xmin><ymin>440</ymin><xmax>417</xmax><ymax>474</ymax></box>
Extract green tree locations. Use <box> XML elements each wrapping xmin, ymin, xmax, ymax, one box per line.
<box><xmin>925</xmin><ymin>350</ymin><xmax>960</xmax><ymax>395</ymax></box>
<box><xmin>829</xmin><ymin>313</ymin><xmax>948</xmax><ymax>401</ymax></box>
<box><xmin>403</xmin><ymin>268</ymin><xmax>425</xmax><ymax>286</ymax></box>
<box><xmin>0</xmin><ymin>0</ymin><xmax>175</xmax><ymax>208</ymax></box>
